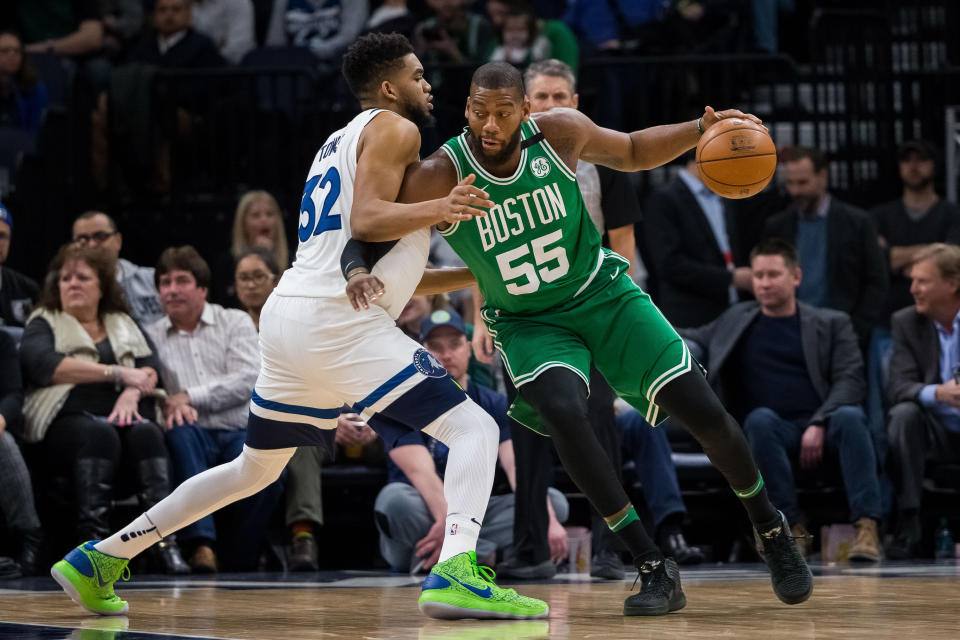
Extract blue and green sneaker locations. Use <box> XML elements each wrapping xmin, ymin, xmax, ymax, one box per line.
<box><xmin>51</xmin><ymin>541</ymin><xmax>131</xmax><ymax>616</ymax></box>
<box><xmin>418</xmin><ymin>551</ymin><xmax>549</xmax><ymax>620</ymax></box>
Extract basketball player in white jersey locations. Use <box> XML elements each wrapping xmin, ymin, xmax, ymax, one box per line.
<box><xmin>50</xmin><ymin>33</ymin><xmax>548</xmax><ymax>621</ymax></box>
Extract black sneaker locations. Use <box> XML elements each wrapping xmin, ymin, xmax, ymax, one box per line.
<box><xmin>591</xmin><ymin>550</ymin><xmax>625</xmax><ymax>580</ymax></box>
<box><xmin>757</xmin><ymin>511</ymin><xmax>813</xmax><ymax>605</ymax></box>
<box><xmin>623</xmin><ymin>557</ymin><xmax>686</xmax><ymax>616</ymax></box>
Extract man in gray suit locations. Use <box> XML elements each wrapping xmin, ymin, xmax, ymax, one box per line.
<box><xmin>683</xmin><ymin>238</ymin><xmax>882</xmax><ymax>561</ymax></box>
<box><xmin>886</xmin><ymin>243</ymin><xmax>960</xmax><ymax>559</ymax></box>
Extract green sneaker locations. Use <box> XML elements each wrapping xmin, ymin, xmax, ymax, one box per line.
<box><xmin>418</xmin><ymin>551</ymin><xmax>549</xmax><ymax>620</ymax></box>
<box><xmin>51</xmin><ymin>541</ymin><xmax>131</xmax><ymax>616</ymax></box>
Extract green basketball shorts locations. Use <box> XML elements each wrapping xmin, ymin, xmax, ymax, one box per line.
<box><xmin>481</xmin><ymin>250</ymin><xmax>694</xmax><ymax>434</ymax></box>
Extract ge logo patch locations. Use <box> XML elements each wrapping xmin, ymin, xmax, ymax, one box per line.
<box><xmin>530</xmin><ymin>156</ymin><xmax>550</xmax><ymax>178</ymax></box>
<box><xmin>414</xmin><ymin>348</ymin><xmax>448</xmax><ymax>378</ymax></box>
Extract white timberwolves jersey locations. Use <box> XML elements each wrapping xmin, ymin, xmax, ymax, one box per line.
<box><xmin>275</xmin><ymin>108</ymin><xmax>430</xmax><ymax>319</ymax></box>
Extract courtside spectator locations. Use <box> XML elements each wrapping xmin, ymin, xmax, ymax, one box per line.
<box><xmin>886</xmin><ymin>243</ymin><xmax>960</xmax><ymax>559</ymax></box>
<box><xmin>19</xmin><ymin>244</ymin><xmax>188</xmax><ymax>573</ymax></box>
<box><xmin>485</xmin><ymin>0</ymin><xmax>578</xmax><ymax>71</ymax></box>
<box><xmin>146</xmin><ymin>245</ymin><xmax>281</xmax><ymax>573</ymax></box>
<box><xmin>72</xmin><ymin>211</ymin><xmax>164</xmax><ymax>326</ymax></box>
<box><xmin>866</xmin><ymin>140</ymin><xmax>960</xmax><ymax>460</ymax></box>
<box><xmin>264</xmin><ymin>0</ymin><xmax>369</xmax><ymax>60</ymax></box>
<box><xmin>374</xmin><ymin>309</ymin><xmax>568</xmax><ymax>572</ymax></box>
<box><xmin>682</xmin><ymin>239</ymin><xmax>882</xmax><ymax>561</ymax></box>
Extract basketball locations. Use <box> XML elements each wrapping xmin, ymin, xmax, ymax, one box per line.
<box><xmin>696</xmin><ymin>118</ymin><xmax>777</xmax><ymax>199</ymax></box>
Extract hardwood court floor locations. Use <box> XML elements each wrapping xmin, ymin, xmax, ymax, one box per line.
<box><xmin>1</xmin><ymin>563</ymin><xmax>958</xmax><ymax>639</ymax></box>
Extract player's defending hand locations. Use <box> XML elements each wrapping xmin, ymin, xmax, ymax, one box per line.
<box><xmin>471</xmin><ymin>317</ymin><xmax>495</xmax><ymax>364</ymax></box>
<box><xmin>700</xmin><ymin>105</ymin><xmax>763</xmax><ymax>130</ymax></box>
<box><xmin>437</xmin><ymin>174</ymin><xmax>493</xmax><ymax>225</ymax></box>
<box><xmin>346</xmin><ymin>271</ymin><xmax>385</xmax><ymax>312</ymax></box>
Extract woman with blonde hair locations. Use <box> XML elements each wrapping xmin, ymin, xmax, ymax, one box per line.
<box><xmin>213</xmin><ymin>190</ymin><xmax>289</xmax><ymax>306</ymax></box>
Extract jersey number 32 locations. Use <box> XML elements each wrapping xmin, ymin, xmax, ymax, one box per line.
<box><xmin>298</xmin><ymin>167</ymin><xmax>342</xmax><ymax>243</ymax></box>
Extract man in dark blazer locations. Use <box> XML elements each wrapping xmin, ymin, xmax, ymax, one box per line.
<box><xmin>645</xmin><ymin>155</ymin><xmax>753</xmax><ymax>327</ymax></box>
<box><xmin>886</xmin><ymin>243</ymin><xmax>960</xmax><ymax>559</ymax></box>
<box><xmin>682</xmin><ymin>239</ymin><xmax>883</xmax><ymax>561</ymax></box>
<box><xmin>761</xmin><ymin>146</ymin><xmax>887</xmax><ymax>350</ymax></box>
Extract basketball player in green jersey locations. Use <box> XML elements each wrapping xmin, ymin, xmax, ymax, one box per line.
<box><xmin>347</xmin><ymin>62</ymin><xmax>812</xmax><ymax>616</ymax></box>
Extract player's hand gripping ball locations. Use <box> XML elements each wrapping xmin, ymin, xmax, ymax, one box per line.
<box><xmin>696</xmin><ymin>118</ymin><xmax>777</xmax><ymax>199</ymax></box>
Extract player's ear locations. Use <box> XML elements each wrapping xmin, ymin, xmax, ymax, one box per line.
<box><xmin>521</xmin><ymin>96</ymin><xmax>530</xmax><ymax>122</ymax></box>
<box><xmin>464</xmin><ymin>96</ymin><xmax>471</xmax><ymax>120</ymax></box>
<box><xmin>572</xmin><ymin>93</ymin><xmax>579</xmax><ymax>109</ymax></box>
<box><xmin>380</xmin><ymin>79</ymin><xmax>399</xmax><ymax>103</ymax></box>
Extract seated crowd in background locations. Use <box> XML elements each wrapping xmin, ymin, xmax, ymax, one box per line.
<box><xmin>0</xmin><ymin>0</ymin><xmax>957</xmax><ymax>575</ymax></box>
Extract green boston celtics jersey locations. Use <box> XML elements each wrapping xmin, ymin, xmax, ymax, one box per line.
<box><xmin>439</xmin><ymin>119</ymin><xmax>603</xmax><ymax>314</ymax></box>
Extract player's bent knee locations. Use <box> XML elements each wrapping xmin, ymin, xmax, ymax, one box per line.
<box><xmin>237</xmin><ymin>445</ymin><xmax>294</xmax><ymax>490</ymax></box>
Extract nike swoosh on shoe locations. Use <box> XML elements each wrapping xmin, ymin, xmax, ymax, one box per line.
<box><xmin>441</xmin><ymin>572</ymin><xmax>492</xmax><ymax>598</ymax></box>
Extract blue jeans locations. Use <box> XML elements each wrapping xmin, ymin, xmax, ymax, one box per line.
<box><xmin>617</xmin><ymin>409</ymin><xmax>686</xmax><ymax>530</ymax></box>
<box><xmin>165</xmin><ymin>424</ymin><xmax>284</xmax><ymax>569</ymax></box>
<box><xmin>743</xmin><ymin>406</ymin><xmax>882</xmax><ymax>523</ymax></box>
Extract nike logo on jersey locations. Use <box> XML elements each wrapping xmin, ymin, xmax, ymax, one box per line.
<box><xmin>441</xmin><ymin>572</ymin><xmax>493</xmax><ymax>598</ymax></box>
<box><xmin>610</xmin><ymin>267</ymin><xmax>620</xmax><ymax>280</ymax></box>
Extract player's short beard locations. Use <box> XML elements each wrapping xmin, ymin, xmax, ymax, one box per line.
<box><xmin>400</xmin><ymin>94</ymin><xmax>435</xmax><ymax>129</ymax></box>
<box><xmin>468</xmin><ymin>127</ymin><xmax>521</xmax><ymax>166</ymax></box>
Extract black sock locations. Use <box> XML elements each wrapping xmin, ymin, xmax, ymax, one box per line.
<box><xmin>654</xmin><ymin>371</ymin><xmax>780</xmax><ymax>527</ymax></box>
<box><xmin>519</xmin><ymin>369</ymin><xmax>664</xmax><ymax>565</ymax></box>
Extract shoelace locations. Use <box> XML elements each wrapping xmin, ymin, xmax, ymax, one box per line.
<box><xmin>630</xmin><ymin>559</ymin><xmax>663</xmax><ymax>591</ymax></box>
<box><xmin>476</xmin><ymin>564</ymin><xmax>521</xmax><ymax>597</ymax></box>
<box><xmin>763</xmin><ymin>531</ymin><xmax>808</xmax><ymax>572</ymax></box>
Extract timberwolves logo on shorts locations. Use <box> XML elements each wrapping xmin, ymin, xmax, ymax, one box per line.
<box><xmin>530</xmin><ymin>156</ymin><xmax>550</xmax><ymax>178</ymax></box>
<box><xmin>414</xmin><ymin>348</ymin><xmax>448</xmax><ymax>378</ymax></box>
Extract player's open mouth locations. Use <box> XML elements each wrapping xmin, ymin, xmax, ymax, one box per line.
<box><xmin>481</xmin><ymin>139</ymin><xmax>499</xmax><ymax>149</ymax></box>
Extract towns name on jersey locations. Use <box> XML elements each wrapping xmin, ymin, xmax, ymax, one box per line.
<box><xmin>476</xmin><ymin>182</ymin><xmax>567</xmax><ymax>251</ymax></box>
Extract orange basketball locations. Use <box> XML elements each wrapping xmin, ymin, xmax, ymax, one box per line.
<box><xmin>696</xmin><ymin>118</ymin><xmax>777</xmax><ymax>199</ymax></box>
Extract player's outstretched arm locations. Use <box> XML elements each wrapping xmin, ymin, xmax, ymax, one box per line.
<box><xmin>351</xmin><ymin>114</ymin><xmax>492</xmax><ymax>242</ymax></box>
<box><xmin>414</xmin><ymin>268</ymin><xmax>476</xmax><ymax>296</ymax></box>
<box><xmin>541</xmin><ymin>106</ymin><xmax>762</xmax><ymax>173</ymax></box>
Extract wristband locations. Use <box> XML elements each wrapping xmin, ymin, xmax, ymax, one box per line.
<box><xmin>697</xmin><ymin>116</ymin><xmax>704</xmax><ymax>136</ymax></box>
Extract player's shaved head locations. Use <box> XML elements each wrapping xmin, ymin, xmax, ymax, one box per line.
<box><xmin>470</xmin><ymin>61</ymin><xmax>525</xmax><ymax>100</ymax></box>
<box><xmin>341</xmin><ymin>33</ymin><xmax>416</xmax><ymax>100</ymax></box>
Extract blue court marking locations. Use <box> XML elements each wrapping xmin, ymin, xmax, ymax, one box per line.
<box><xmin>352</xmin><ymin>363</ymin><xmax>419</xmax><ymax>413</ymax></box>
<box><xmin>250</xmin><ymin>390</ymin><xmax>340</xmax><ymax>420</ymax></box>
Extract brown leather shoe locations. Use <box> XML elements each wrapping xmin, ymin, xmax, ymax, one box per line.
<box><xmin>189</xmin><ymin>545</ymin><xmax>218</xmax><ymax>573</ymax></box>
<box><xmin>849</xmin><ymin>518</ymin><xmax>881</xmax><ymax>562</ymax></box>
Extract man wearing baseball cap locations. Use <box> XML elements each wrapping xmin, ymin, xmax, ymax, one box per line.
<box><xmin>372</xmin><ymin>307</ymin><xmax>569</xmax><ymax>573</ymax></box>
<box><xmin>0</xmin><ymin>204</ymin><xmax>39</xmax><ymax>329</ymax></box>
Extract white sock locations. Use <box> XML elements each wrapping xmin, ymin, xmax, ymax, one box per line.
<box><xmin>95</xmin><ymin>446</ymin><xmax>294</xmax><ymax>559</ymax></box>
<box><xmin>95</xmin><ymin>513</ymin><xmax>162</xmax><ymax>558</ymax></box>
<box><xmin>441</xmin><ymin>514</ymin><xmax>482</xmax><ymax>560</ymax></box>
<box><xmin>422</xmin><ymin>400</ymin><xmax>499</xmax><ymax>563</ymax></box>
